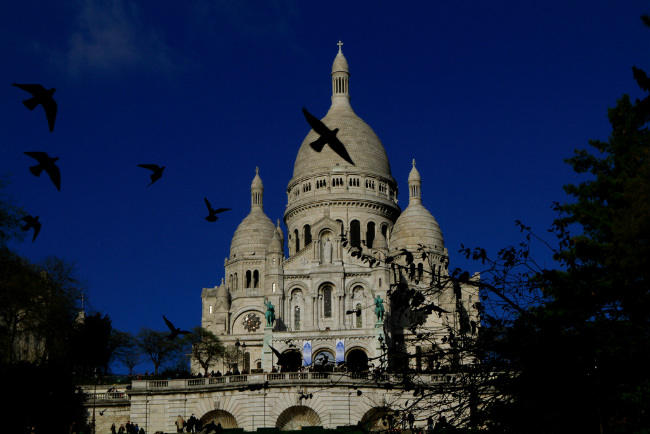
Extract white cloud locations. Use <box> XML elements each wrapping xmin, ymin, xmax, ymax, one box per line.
<box><xmin>60</xmin><ymin>0</ymin><xmax>178</xmax><ymax>76</ymax></box>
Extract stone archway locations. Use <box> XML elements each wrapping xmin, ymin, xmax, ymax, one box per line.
<box><xmin>360</xmin><ymin>407</ymin><xmax>394</xmax><ymax>432</ymax></box>
<box><xmin>347</xmin><ymin>348</ymin><xmax>369</xmax><ymax>372</ymax></box>
<box><xmin>276</xmin><ymin>405</ymin><xmax>322</xmax><ymax>431</ymax></box>
<box><xmin>200</xmin><ymin>409</ymin><xmax>238</xmax><ymax>429</ymax></box>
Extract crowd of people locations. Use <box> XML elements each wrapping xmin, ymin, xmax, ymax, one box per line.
<box><xmin>110</xmin><ymin>421</ymin><xmax>144</xmax><ymax>434</ymax></box>
<box><xmin>175</xmin><ymin>414</ymin><xmax>202</xmax><ymax>433</ymax></box>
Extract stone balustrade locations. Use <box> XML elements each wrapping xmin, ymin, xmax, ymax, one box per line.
<box><xmin>82</xmin><ymin>391</ymin><xmax>129</xmax><ymax>403</ymax></box>
<box><xmin>126</xmin><ymin>371</ymin><xmax>454</xmax><ymax>392</ymax></box>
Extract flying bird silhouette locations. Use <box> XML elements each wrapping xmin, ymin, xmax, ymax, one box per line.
<box><xmin>21</xmin><ymin>215</ymin><xmax>41</xmax><ymax>242</ymax></box>
<box><xmin>268</xmin><ymin>344</ymin><xmax>296</xmax><ymax>371</ymax></box>
<box><xmin>204</xmin><ymin>198</ymin><xmax>231</xmax><ymax>222</ymax></box>
<box><xmin>24</xmin><ymin>152</ymin><xmax>60</xmax><ymax>191</ymax></box>
<box><xmin>12</xmin><ymin>83</ymin><xmax>57</xmax><ymax>132</ymax></box>
<box><xmin>163</xmin><ymin>315</ymin><xmax>191</xmax><ymax>340</ymax></box>
<box><xmin>138</xmin><ymin>164</ymin><xmax>165</xmax><ymax>187</ymax></box>
<box><xmin>346</xmin><ymin>309</ymin><xmax>362</xmax><ymax>317</ymax></box>
<box><xmin>302</xmin><ymin>107</ymin><xmax>355</xmax><ymax>166</ymax></box>
<box><xmin>99</xmin><ymin>409</ymin><xmax>107</xmax><ymax>416</ymax></box>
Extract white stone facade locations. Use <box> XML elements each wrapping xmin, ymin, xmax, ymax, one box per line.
<box><xmin>199</xmin><ymin>44</ymin><xmax>479</xmax><ymax>377</ymax></box>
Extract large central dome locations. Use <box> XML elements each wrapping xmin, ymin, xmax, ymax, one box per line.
<box><xmin>290</xmin><ymin>45</ymin><xmax>393</xmax><ymax>182</ymax></box>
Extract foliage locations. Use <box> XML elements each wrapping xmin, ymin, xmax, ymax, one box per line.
<box><xmin>0</xmin><ymin>250</ymin><xmax>43</xmax><ymax>364</ymax></box>
<box><xmin>2</xmin><ymin>361</ymin><xmax>86</xmax><ymax>433</ymax></box>
<box><xmin>337</xmin><ymin>15</ymin><xmax>650</xmax><ymax>433</ymax></box>
<box><xmin>68</xmin><ymin>312</ymin><xmax>114</xmax><ymax>376</ymax></box>
<box><xmin>0</xmin><ymin>252</ymin><xmax>96</xmax><ymax>433</ymax></box>
<box><xmin>186</xmin><ymin>326</ymin><xmax>225</xmax><ymax>376</ymax></box>
<box><xmin>222</xmin><ymin>345</ymin><xmax>242</xmax><ymax>372</ymax></box>
<box><xmin>0</xmin><ymin>176</ymin><xmax>25</xmax><ymax>248</ymax></box>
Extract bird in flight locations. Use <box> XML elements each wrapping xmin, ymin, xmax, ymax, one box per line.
<box><xmin>163</xmin><ymin>315</ymin><xmax>191</xmax><ymax>340</ymax></box>
<box><xmin>302</xmin><ymin>107</ymin><xmax>354</xmax><ymax>166</ymax></box>
<box><xmin>24</xmin><ymin>152</ymin><xmax>61</xmax><ymax>191</ymax></box>
<box><xmin>99</xmin><ymin>409</ymin><xmax>107</xmax><ymax>416</ymax></box>
<box><xmin>12</xmin><ymin>83</ymin><xmax>57</xmax><ymax>132</ymax></box>
<box><xmin>204</xmin><ymin>197</ymin><xmax>230</xmax><ymax>222</ymax></box>
<box><xmin>138</xmin><ymin>164</ymin><xmax>165</xmax><ymax>187</ymax></box>
<box><xmin>268</xmin><ymin>344</ymin><xmax>298</xmax><ymax>372</ymax></box>
<box><xmin>21</xmin><ymin>215</ymin><xmax>41</xmax><ymax>242</ymax></box>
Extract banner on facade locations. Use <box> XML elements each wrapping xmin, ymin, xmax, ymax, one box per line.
<box><xmin>302</xmin><ymin>340</ymin><xmax>312</xmax><ymax>366</ymax></box>
<box><xmin>335</xmin><ymin>339</ymin><xmax>345</xmax><ymax>364</ymax></box>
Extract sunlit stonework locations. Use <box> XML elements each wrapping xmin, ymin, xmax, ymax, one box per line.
<box><xmin>114</xmin><ymin>43</ymin><xmax>480</xmax><ymax>434</ymax></box>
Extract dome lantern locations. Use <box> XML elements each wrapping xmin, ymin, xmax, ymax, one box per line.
<box><xmin>251</xmin><ymin>166</ymin><xmax>264</xmax><ymax>210</ymax></box>
<box><xmin>408</xmin><ymin>159</ymin><xmax>422</xmax><ymax>204</ymax></box>
<box><xmin>331</xmin><ymin>41</ymin><xmax>351</xmax><ymax>108</ymax></box>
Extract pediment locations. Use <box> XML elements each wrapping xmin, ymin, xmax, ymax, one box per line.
<box><xmin>312</xmin><ymin>215</ymin><xmax>343</xmax><ymax>240</ymax></box>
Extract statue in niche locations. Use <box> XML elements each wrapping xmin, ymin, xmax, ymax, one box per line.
<box><xmin>322</xmin><ymin>237</ymin><xmax>333</xmax><ymax>263</ymax></box>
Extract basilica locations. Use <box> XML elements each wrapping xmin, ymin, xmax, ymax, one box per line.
<box><xmin>198</xmin><ymin>43</ymin><xmax>479</xmax><ymax>376</ymax></box>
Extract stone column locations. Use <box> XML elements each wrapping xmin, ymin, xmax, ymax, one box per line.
<box><xmin>262</xmin><ymin>326</ymin><xmax>273</xmax><ymax>372</ymax></box>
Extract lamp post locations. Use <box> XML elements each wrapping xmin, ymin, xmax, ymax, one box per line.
<box><xmin>235</xmin><ymin>340</ymin><xmax>246</xmax><ymax>372</ymax></box>
<box><xmin>235</xmin><ymin>340</ymin><xmax>240</xmax><ymax>372</ymax></box>
<box><xmin>91</xmin><ymin>368</ymin><xmax>97</xmax><ymax>434</ymax></box>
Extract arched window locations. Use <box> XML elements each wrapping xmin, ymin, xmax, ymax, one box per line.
<box><xmin>294</xmin><ymin>306</ymin><xmax>301</xmax><ymax>331</ymax></box>
<box><xmin>234</xmin><ymin>273</ymin><xmax>238</xmax><ymax>291</ymax></box>
<box><xmin>381</xmin><ymin>223</ymin><xmax>388</xmax><ymax>239</ymax></box>
<box><xmin>246</xmin><ymin>270</ymin><xmax>252</xmax><ymax>288</ymax></box>
<box><xmin>304</xmin><ymin>225</ymin><xmax>312</xmax><ymax>245</ymax></box>
<box><xmin>323</xmin><ymin>286</ymin><xmax>332</xmax><ymax>318</ymax></box>
<box><xmin>294</xmin><ymin>229</ymin><xmax>300</xmax><ymax>252</ymax></box>
<box><xmin>350</xmin><ymin>220</ymin><xmax>361</xmax><ymax>247</ymax></box>
<box><xmin>356</xmin><ymin>303</ymin><xmax>362</xmax><ymax>328</ymax></box>
<box><xmin>253</xmin><ymin>270</ymin><xmax>259</xmax><ymax>288</ymax></box>
<box><xmin>336</xmin><ymin>219</ymin><xmax>344</xmax><ymax>235</ymax></box>
<box><xmin>366</xmin><ymin>222</ymin><xmax>375</xmax><ymax>248</ymax></box>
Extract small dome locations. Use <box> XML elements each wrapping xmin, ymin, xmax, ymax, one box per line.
<box><xmin>390</xmin><ymin>160</ymin><xmax>444</xmax><ymax>252</ymax></box>
<box><xmin>373</xmin><ymin>232</ymin><xmax>389</xmax><ymax>251</ymax></box>
<box><xmin>230</xmin><ymin>168</ymin><xmax>277</xmax><ymax>257</ymax></box>
<box><xmin>390</xmin><ymin>204</ymin><xmax>444</xmax><ymax>252</ymax></box>
<box><xmin>268</xmin><ymin>230</ymin><xmax>283</xmax><ymax>254</ymax></box>
<box><xmin>216</xmin><ymin>282</ymin><xmax>229</xmax><ymax>299</ymax></box>
<box><xmin>230</xmin><ymin>210</ymin><xmax>277</xmax><ymax>257</ymax></box>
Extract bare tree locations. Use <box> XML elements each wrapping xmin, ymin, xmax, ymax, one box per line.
<box><xmin>137</xmin><ymin>328</ymin><xmax>183</xmax><ymax>375</ymax></box>
<box><xmin>187</xmin><ymin>326</ymin><xmax>224</xmax><ymax>376</ymax></box>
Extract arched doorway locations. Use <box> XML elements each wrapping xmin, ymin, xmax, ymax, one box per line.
<box><xmin>347</xmin><ymin>348</ymin><xmax>369</xmax><ymax>372</ymax></box>
<box><xmin>276</xmin><ymin>406</ymin><xmax>322</xmax><ymax>431</ymax></box>
<box><xmin>314</xmin><ymin>350</ymin><xmax>335</xmax><ymax>371</ymax></box>
<box><xmin>200</xmin><ymin>410</ymin><xmax>238</xmax><ymax>429</ymax></box>
<box><xmin>360</xmin><ymin>407</ymin><xmax>394</xmax><ymax>431</ymax></box>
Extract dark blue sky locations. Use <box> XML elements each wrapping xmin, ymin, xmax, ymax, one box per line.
<box><xmin>1</xmin><ymin>1</ymin><xmax>647</xmax><ymax>372</ymax></box>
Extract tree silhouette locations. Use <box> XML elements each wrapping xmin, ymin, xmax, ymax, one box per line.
<box><xmin>339</xmin><ymin>15</ymin><xmax>650</xmax><ymax>433</ymax></box>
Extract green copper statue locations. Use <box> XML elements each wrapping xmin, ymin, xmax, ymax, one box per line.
<box><xmin>374</xmin><ymin>295</ymin><xmax>385</xmax><ymax>322</ymax></box>
<box><xmin>264</xmin><ymin>299</ymin><xmax>275</xmax><ymax>326</ymax></box>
